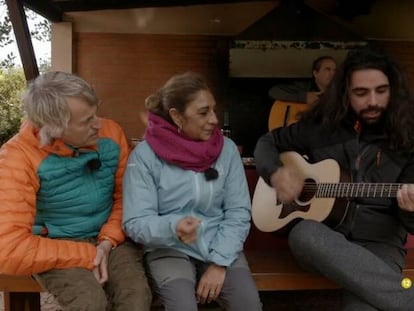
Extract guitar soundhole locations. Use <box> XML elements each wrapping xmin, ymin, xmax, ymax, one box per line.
<box><xmin>298</xmin><ymin>178</ymin><xmax>317</xmax><ymax>203</ymax></box>
<box><xmin>279</xmin><ymin>178</ymin><xmax>315</xmax><ymax>218</ymax></box>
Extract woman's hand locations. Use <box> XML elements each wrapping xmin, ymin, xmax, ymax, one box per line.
<box><xmin>92</xmin><ymin>240</ymin><xmax>112</xmax><ymax>284</ymax></box>
<box><xmin>196</xmin><ymin>264</ymin><xmax>226</xmax><ymax>304</ymax></box>
<box><xmin>397</xmin><ymin>184</ymin><xmax>414</xmax><ymax>212</ymax></box>
<box><xmin>176</xmin><ymin>216</ymin><xmax>201</xmax><ymax>244</ymax></box>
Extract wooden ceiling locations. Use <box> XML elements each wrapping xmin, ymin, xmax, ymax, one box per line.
<box><xmin>7</xmin><ymin>0</ymin><xmax>397</xmax><ymax>81</ymax></box>
<box><xmin>22</xmin><ymin>0</ymin><xmax>376</xmax><ymax>23</ymax></box>
<box><xmin>22</xmin><ymin>0</ymin><xmax>279</xmax><ymax>22</ymax></box>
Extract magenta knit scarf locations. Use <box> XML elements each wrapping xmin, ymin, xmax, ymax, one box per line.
<box><xmin>145</xmin><ymin>112</ymin><xmax>224</xmax><ymax>172</ymax></box>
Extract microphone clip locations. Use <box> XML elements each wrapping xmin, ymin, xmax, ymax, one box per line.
<box><xmin>204</xmin><ymin>167</ymin><xmax>218</xmax><ymax>181</ymax></box>
<box><xmin>87</xmin><ymin>158</ymin><xmax>102</xmax><ymax>171</ymax></box>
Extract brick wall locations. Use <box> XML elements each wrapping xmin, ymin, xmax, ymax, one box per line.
<box><xmin>74</xmin><ymin>33</ymin><xmax>229</xmax><ymax>143</ymax></box>
<box><xmin>73</xmin><ymin>34</ymin><xmax>414</xmax><ymax>155</ymax></box>
<box><xmin>376</xmin><ymin>40</ymin><xmax>414</xmax><ymax>89</ymax></box>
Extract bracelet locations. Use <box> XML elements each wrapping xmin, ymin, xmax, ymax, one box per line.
<box><xmin>99</xmin><ymin>238</ymin><xmax>116</xmax><ymax>250</ymax></box>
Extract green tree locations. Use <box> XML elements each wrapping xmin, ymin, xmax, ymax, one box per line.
<box><xmin>0</xmin><ymin>1</ymin><xmax>50</xmax><ymax>145</ymax></box>
<box><xmin>0</xmin><ymin>0</ymin><xmax>51</xmax><ymax>69</ymax></box>
<box><xmin>0</xmin><ymin>68</ymin><xmax>25</xmax><ymax>145</ymax></box>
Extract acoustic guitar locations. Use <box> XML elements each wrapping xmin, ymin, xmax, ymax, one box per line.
<box><xmin>252</xmin><ymin>151</ymin><xmax>402</xmax><ymax>233</ymax></box>
<box><xmin>268</xmin><ymin>100</ymin><xmax>310</xmax><ymax>130</ymax></box>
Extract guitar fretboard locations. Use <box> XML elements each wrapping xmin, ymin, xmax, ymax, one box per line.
<box><xmin>310</xmin><ymin>183</ymin><xmax>403</xmax><ymax>198</ymax></box>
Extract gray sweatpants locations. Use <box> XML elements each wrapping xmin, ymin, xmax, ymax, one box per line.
<box><xmin>36</xmin><ymin>240</ymin><xmax>152</xmax><ymax>311</ymax></box>
<box><xmin>145</xmin><ymin>248</ymin><xmax>262</xmax><ymax>311</ymax></box>
<box><xmin>288</xmin><ymin>219</ymin><xmax>414</xmax><ymax>311</ymax></box>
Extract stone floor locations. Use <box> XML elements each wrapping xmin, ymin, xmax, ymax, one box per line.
<box><xmin>1</xmin><ymin>289</ymin><xmax>341</xmax><ymax>310</ymax></box>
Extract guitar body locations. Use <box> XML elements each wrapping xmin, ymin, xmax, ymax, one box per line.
<box><xmin>268</xmin><ymin>101</ymin><xmax>310</xmax><ymax>130</ymax></box>
<box><xmin>252</xmin><ymin>152</ymin><xmax>349</xmax><ymax>233</ymax></box>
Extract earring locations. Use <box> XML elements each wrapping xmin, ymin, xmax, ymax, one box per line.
<box><xmin>177</xmin><ymin>125</ymin><xmax>182</xmax><ymax>134</ymax></box>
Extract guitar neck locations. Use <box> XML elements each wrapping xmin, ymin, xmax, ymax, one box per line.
<box><xmin>315</xmin><ymin>183</ymin><xmax>403</xmax><ymax>198</ymax></box>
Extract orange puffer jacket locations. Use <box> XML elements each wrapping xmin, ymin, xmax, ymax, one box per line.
<box><xmin>0</xmin><ymin>118</ymin><xmax>130</xmax><ymax>275</ymax></box>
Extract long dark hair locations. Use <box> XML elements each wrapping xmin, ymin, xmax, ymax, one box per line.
<box><xmin>303</xmin><ymin>45</ymin><xmax>414</xmax><ymax>151</ymax></box>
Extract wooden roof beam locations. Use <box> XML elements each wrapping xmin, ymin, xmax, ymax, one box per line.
<box><xmin>22</xmin><ymin>0</ymin><xmax>63</xmax><ymax>22</ymax></box>
<box><xmin>31</xmin><ymin>0</ymin><xmax>269</xmax><ymax>13</ymax></box>
<box><xmin>5</xmin><ymin>0</ymin><xmax>39</xmax><ymax>81</ymax></box>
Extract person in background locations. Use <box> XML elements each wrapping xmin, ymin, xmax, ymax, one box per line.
<box><xmin>254</xmin><ymin>46</ymin><xmax>414</xmax><ymax>310</ymax></box>
<box><xmin>269</xmin><ymin>55</ymin><xmax>337</xmax><ymax>104</ymax></box>
<box><xmin>0</xmin><ymin>72</ymin><xmax>152</xmax><ymax>311</ymax></box>
<box><xmin>123</xmin><ymin>72</ymin><xmax>262</xmax><ymax>311</ymax></box>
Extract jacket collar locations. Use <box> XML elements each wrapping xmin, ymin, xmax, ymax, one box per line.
<box><xmin>20</xmin><ymin>121</ymin><xmax>98</xmax><ymax>157</ymax></box>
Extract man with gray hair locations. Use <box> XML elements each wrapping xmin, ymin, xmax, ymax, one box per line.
<box><xmin>0</xmin><ymin>71</ymin><xmax>151</xmax><ymax>310</ymax></box>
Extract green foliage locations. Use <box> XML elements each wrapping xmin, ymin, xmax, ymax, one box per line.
<box><xmin>0</xmin><ymin>0</ymin><xmax>51</xmax><ymax>69</ymax></box>
<box><xmin>0</xmin><ymin>52</ymin><xmax>17</xmax><ymax>68</ymax></box>
<box><xmin>0</xmin><ymin>2</ymin><xmax>50</xmax><ymax>145</ymax></box>
<box><xmin>0</xmin><ymin>12</ymin><xmax>12</xmax><ymax>46</ymax></box>
<box><xmin>0</xmin><ymin>68</ymin><xmax>25</xmax><ymax>145</ymax></box>
<box><xmin>39</xmin><ymin>56</ymin><xmax>51</xmax><ymax>73</ymax></box>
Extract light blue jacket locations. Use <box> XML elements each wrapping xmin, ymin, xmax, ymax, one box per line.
<box><xmin>123</xmin><ymin>138</ymin><xmax>251</xmax><ymax>266</ymax></box>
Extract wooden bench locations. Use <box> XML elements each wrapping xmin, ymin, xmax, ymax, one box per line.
<box><xmin>2</xmin><ymin>238</ymin><xmax>414</xmax><ymax>310</ymax></box>
<box><xmin>0</xmin><ymin>275</ymin><xmax>43</xmax><ymax>311</ymax></box>
<box><xmin>2</xmin><ymin>167</ymin><xmax>414</xmax><ymax>310</ymax></box>
<box><xmin>243</xmin><ymin>165</ymin><xmax>414</xmax><ymax>291</ymax></box>
<box><xmin>2</xmin><ymin>246</ymin><xmax>414</xmax><ymax>310</ymax></box>
<box><xmin>244</xmin><ymin>228</ymin><xmax>414</xmax><ymax>291</ymax></box>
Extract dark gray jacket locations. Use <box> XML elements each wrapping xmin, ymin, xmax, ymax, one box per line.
<box><xmin>254</xmin><ymin>117</ymin><xmax>414</xmax><ymax>249</ymax></box>
<box><xmin>268</xmin><ymin>80</ymin><xmax>318</xmax><ymax>103</ymax></box>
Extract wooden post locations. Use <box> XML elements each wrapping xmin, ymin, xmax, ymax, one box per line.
<box><xmin>5</xmin><ymin>0</ymin><xmax>39</xmax><ymax>81</ymax></box>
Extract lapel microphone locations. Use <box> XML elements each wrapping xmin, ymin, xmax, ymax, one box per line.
<box><xmin>73</xmin><ymin>148</ymin><xmax>101</xmax><ymax>171</ymax></box>
<box><xmin>87</xmin><ymin>157</ymin><xmax>101</xmax><ymax>171</ymax></box>
<box><xmin>87</xmin><ymin>149</ymin><xmax>101</xmax><ymax>171</ymax></box>
<box><xmin>204</xmin><ymin>167</ymin><xmax>218</xmax><ymax>181</ymax></box>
